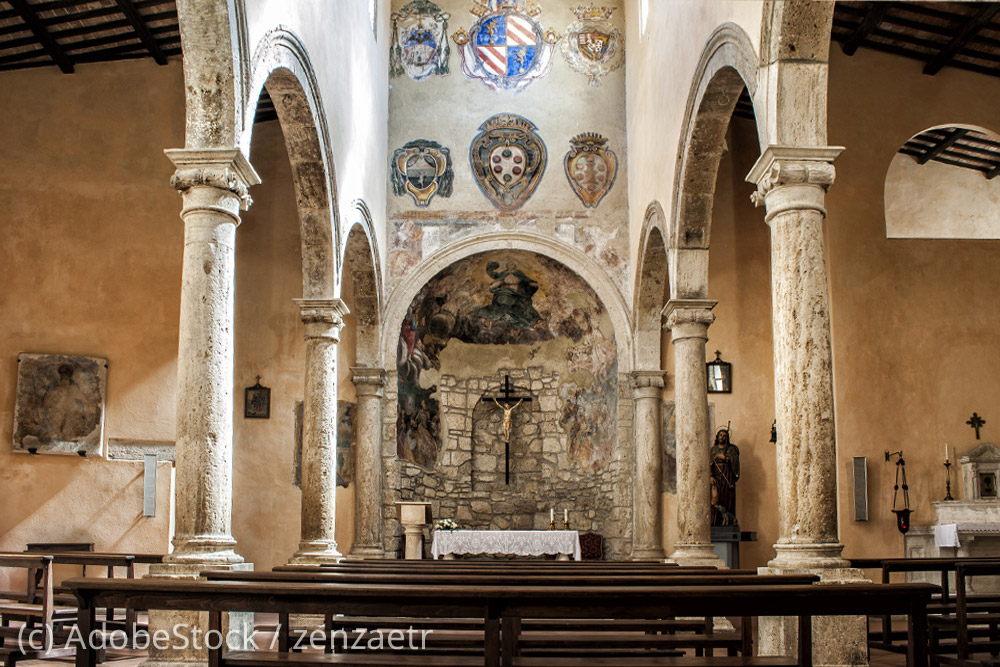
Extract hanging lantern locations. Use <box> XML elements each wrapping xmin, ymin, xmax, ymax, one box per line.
<box><xmin>885</xmin><ymin>450</ymin><xmax>912</xmax><ymax>534</ymax></box>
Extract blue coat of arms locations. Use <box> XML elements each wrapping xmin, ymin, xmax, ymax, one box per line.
<box><xmin>453</xmin><ymin>0</ymin><xmax>558</xmax><ymax>94</ymax></box>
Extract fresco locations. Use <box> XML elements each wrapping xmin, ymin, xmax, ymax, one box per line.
<box><xmin>397</xmin><ymin>250</ymin><xmax>617</xmax><ymax>470</ymax></box>
<box><xmin>13</xmin><ymin>353</ymin><xmax>107</xmax><ymax>456</ymax></box>
<box><xmin>564</xmin><ymin>132</ymin><xmax>618</xmax><ymax>208</ymax></box>
<box><xmin>293</xmin><ymin>399</ymin><xmax>354</xmax><ymax>488</ymax></box>
<box><xmin>469</xmin><ymin>113</ymin><xmax>547</xmax><ymax>211</ymax></box>
<box><xmin>560</xmin><ymin>4</ymin><xmax>624</xmax><ymax>87</ymax></box>
<box><xmin>391</xmin><ymin>139</ymin><xmax>454</xmax><ymax>207</ymax></box>
<box><xmin>389</xmin><ymin>0</ymin><xmax>451</xmax><ymax>81</ymax></box>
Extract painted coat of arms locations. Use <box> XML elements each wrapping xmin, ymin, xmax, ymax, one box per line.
<box><xmin>391</xmin><ymin>139</ymin><xmax>454</xmax><ymax>207</ymax></box>
<box><xmin>564</xmin><ymin>133</ymin><xmax>617</xmax><ymax>208</ymax></box>
<box><xmin>389</xmin><ymin>0</ymin><xmax>451</xmax><ymax>81</ymax></box>
<box><xmin>452</xmin><ymin>0</ymin><xmax>559</xmax><ymax>94</ymax></box>
<box><xmin>470</xmin><ymin>113</ymin><xmax>547</xmax><ymax>211</ymax></box>
<box><xmin>561</xmin><ymin>4</ymin><xmax>624</xmax><ymax>87</ymax></box>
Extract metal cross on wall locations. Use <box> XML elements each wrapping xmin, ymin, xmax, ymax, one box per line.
<box><xmin>491</xmin><ymin>375</ymin><xmax>532</xmax><ymax>485</ymax></box>
<box><xmin>968</xmin><ymin>412</ymin><xmax>986</xmax><ymax>440</ymax></box>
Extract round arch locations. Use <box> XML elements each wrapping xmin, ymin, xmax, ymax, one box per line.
<box><xmin>380</xmin><ymin>232</ymin><xmax>634</xmax><ymax>373</ymax></box>
<box><xmin>668</xmin><ymin>23</ymin><xmax>760</xmax><ymax>299</ymax></box>
<box><xmin>633</xmin><ymin>203</ymin><xmax>670</xmax><ymax>370</ymax></box>
<box><xmin>242</xmin><ymin>27</ymin><xmax>341</xmax><ymax>299</ymax></box>
<box><xmin>342</xmin><ymin>201</ymin><xmax>383</xmax><ymax>367</ymax></box>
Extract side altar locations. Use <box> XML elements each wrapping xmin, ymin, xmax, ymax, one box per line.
<box><xmin>432</xmin><ymin>529</ymin><xmax>582</xmax><ymax>561</ymax></box>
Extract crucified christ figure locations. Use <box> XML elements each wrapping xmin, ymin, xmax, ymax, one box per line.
<box><xmin>493</xmin><ymin>397</ymin><xmax>523</xmax><ymax>444</ymax></box>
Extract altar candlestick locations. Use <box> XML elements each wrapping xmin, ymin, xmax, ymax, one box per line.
<box><xmin>564</xmin><ymin>509</ymin><xmax>568</xmax><ymax>522</ymax></box>
<box><xmin>550</xmin><ymin>508</ymin><xmax>554</xmax><ymax>522</ymax></box>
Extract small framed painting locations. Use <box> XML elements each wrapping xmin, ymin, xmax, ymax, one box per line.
<box><xmin>244</xmin><ymin>377</ymin><xmax>270</xmax><ymax>419</ymax></box>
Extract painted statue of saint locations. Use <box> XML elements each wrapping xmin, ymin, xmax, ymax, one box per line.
<box><xmin>475</xmin><ymin>261</ymin><xmax>541</xmax><ymax>329</ymax></box>
<box><xmin>710</xmin><ymin>427</ymin><xmax>740</xmax><ymax>527</ymax></box>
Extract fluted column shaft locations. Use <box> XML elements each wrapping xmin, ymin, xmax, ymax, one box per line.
<box><xmin>349</xmin><ymin>367</ymin><xmax>386</xmax><ymax>558</ymax></box>
<box><xmin>664</xmin><ymin>300</ymin><xmax>722</xmax><ymax>566</ymax></box>
<box><xmin>631</xmin><ymin>370</ymin><xmax>667</xmax><ymax>560</ymax></box>
<box><xmin>291</xmin><ymin>299</ymin><xmax>350</xmax><ymax>563</ymax></box>
<box><xmin>165</xmin><ymin>148</ymin><xmax>259</xmax><ymax>564</ymax></box>
<box><xmin>748</xmin><ymin>145</ymin><xmax>848</xmax><ymax>569</ymax></box>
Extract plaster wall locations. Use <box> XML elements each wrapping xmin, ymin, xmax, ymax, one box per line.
<box><xmin>233</xmin><ymin>119</ymin><xmax>356</xmax><ymax>571</ymax></box>
<box><xmin>242</xmin><ymin>0</ymin><xmax>391</xmax><ymax>278</ymax></box>
<box><xmin>624</xmin><ymin>0</ymin><xmax>763</xmax><ymax>291</ymax></box>
<box><xmin>0</xmin><ymin>60</ymin><xmax>184</xmax><ymax>560</ymax></box>
<box><xmin>385</xmin><ymin>0</ymin><xmax>630</xmax><ymax>298</ymax></box>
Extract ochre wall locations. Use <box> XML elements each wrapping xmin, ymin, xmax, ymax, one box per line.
<box><xmin>0</xmin><ymin>61</ymin><xmax>184</xmax><ymax>568</ymax></box>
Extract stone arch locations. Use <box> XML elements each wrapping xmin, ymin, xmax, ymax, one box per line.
<box><xmin>381</xmin><ymin>232</ymin><xmax>634</xmax><ymax>372</ymax></box>
<box><xmin>242</xmin><ymin>28</ymin><xmax>340</xmax><ymax>298</ymax></box>
<box><xmin>175</xmin><ymin>0</ymin><xmax>249</xmax><ymax>147</ymax></box>
<box><xmin>669</xmin><ymin>22</ymin><xmax>760</xmax><ymax>299</ymax></box>
<box><xmin>342</xmin><ymin>202</ymin><xmax>383</xmax><ymax>367</ymax></box>
<box><xmin>633</xmin><ymin>203</ymin><xmax>670</xmax><ymax>370</ymax></box>
<box><xmin>758</xmin><ymin>1</ymin><xmax>836</xmax><ymax>146</ymax></box>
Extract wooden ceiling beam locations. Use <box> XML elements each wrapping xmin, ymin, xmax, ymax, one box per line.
<box><xmin>841</xmin><ymin>3</ymin><xmax>890</xmax><ymax>56</ymax></box>
<box><xmin>918</xmin><ymin>128</ymin><xmax>969</xmax><ymax>164</ymax></box>
<box><xmin>7</xmin><ymin>0</ymin><xmax>74</xmax><ymax>73</ymax></box>
<box><xmin>114</xmin><ymin>0</ymin><xmax>167</xmax><ymax>65</ymax></box>
<box><xmin>923</xmin><ymin>4</ymin><xmax>1000</xmax><ymax>76</ymax></box>
<box><xmin>986</xmin><ymin>164</ymin><xmax>1000</xmax><ymax>180</ymax></box>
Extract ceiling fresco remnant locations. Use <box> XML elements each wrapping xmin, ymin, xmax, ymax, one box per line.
<box><xmin>452</xmin><ymin>0</ymin><xmax>559</xmax><ymax>94</ymax></box>
<box><xmin>470</xmin><ymin>113</ymin><xmax>548</xmax><ymax>210</ymax></box>
<box><xmin>391</xmin><ymin>139</ymin><xmax>456</xmax><ymax>207</ymax></box>
<box><xmin>396</xmin><ymin>250</ymin><xmax>618</xmax><ymax>472</ymax></box>
<box><xmin>561</xmin><ymin>4</ymin><xmax>624</xmax><ymax>86</ymax></box>
<box><xmin>390</xmin><ymin>0</ymin><xmax>452</xmax><ymax>80</ymax></box>
<box><xmin>564</xmin><ymin>132</ymin><xmax>617</xmax><ymax>208</ymax></box>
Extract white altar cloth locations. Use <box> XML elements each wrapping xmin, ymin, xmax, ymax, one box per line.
<box><xmin>934</xmin><ymin>523</ymin><xmax>1000</xmax><ymax>548</ymax></box>
<box><xmin>432</xmin><ymin>530</ymin><xmax>582</xmax><ymax>560</ymax></box>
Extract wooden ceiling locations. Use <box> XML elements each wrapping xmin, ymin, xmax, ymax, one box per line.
<box><xmin>899</xmin><ymin>126</ymin><xmax>1000</xmax><ymax>179</ymax></box>
<box><xmin>0</xmin><ymin>0</ymin><xmax>180</xmax><ymax>73</ymax></box>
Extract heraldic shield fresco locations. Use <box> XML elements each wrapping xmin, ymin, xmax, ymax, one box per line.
<box><xmin>391</xmin><ymin>139</ymin><xmax>455</xmax><ymax>207</ymax></box>
<box><xmin>561</xmin><ymin>4</ymin><xmax>624</xmax><ymax>87</ymax></box>
<box><xmin>396</xmin><ymin>250</ymin><xmax>618</xmax><ymax>472</ymax></box>
<box><xmin>390</xmin><ymin>0</ymin><xmax>451</xmax><ymax>80</ymax></box>
<box><xmin>470</xmin><ymin>113</ymin><xmax>547</xmax><ymax>211</ymax></box>
<box><xmin>452</xmin><ymin>0</ymin><xmax>559</xmax><ymax>94</ymax></box>
<box><xmin>564</xmin><ymin>132</ymin><xmax>617</xmax><ymax>208</ymax></box>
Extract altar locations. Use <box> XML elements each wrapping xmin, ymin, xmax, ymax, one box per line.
<box><xmin>431</xmin><ymin>530</ymin><xmax>582</xmax><ymax>560</ymax></box>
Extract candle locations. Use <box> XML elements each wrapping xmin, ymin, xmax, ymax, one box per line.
<box><xmin>564</xmin><ymin>509</ymin><xmax>568</xmax><ymax>522</ymax></box>
<box><xmin>550</xmin><ymin>508</ymin><xmax>554</xmax><ymax>522</ymax></box>
<box><xmin>945</xmin><ymin>443</ymin><xmax>949</xmax><ymax>462</ymax></box>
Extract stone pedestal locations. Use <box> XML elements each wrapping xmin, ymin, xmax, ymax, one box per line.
<box><xmin>664</xmin><ymin>300</ymin><xmax>723</xmax><ymax>567</ymax></box>
<box><xmin>632</xmin><ymin>370</ymin><xmax>666</xmax><ymax>560</ymax></box>
<box><xmin>396</xmin><ymin>501</ymin><xmax>432</xmax><ymax>560</ymax></box>
<box><xmin>290</xmin><ymin>299</ymin><xmax>349</xmax><ymax>564</ymax></box>
<box><xmin>348</xmin><ymin>367</ymin><xmax>386</xmax><ymax>559</ymax></box>
<box><xmin>757</xmin><ymin>566</ymin><xmax>869</xmax><ymax>667</ymax></box>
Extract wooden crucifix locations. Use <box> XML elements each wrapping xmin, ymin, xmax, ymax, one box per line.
<box><xmin>968</xmin><ymin>412</ymin><xmax>986</xmax><ymax>440</ymax></box>
<box><xmin>491</xmin><ymin>375</ymin><xmax>532</xmax><ymax>485</ymax></box>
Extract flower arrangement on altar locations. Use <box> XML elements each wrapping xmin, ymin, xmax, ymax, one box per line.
<box><xmin>434</xmin><ymin>518</ymin><xmax>461</xmax><ymax>531</ymax></box>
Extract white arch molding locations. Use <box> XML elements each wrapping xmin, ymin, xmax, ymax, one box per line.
<box><xmin>380</xmin><ymin>232</ymin><xmax>634</xmax><ymax>373</ymax></box>
<box><xmin>242</xmin><ymin>27</ymin><xmax>342</xmax><ymax>298</ymax></box>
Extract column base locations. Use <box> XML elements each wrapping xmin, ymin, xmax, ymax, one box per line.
<box><xmin>631</xmin><ymin>545</ymin><xmax>666</xmax><ymax>561</ymax></box>
<box><xmin>667</xmin><ymin>543</ymin><xmax>724</xmax><ymax>568</ymax></box>
<box><xmin>166</xmin><ymin>536</ymin><xmax>244</xmax><ymax>565</ymax></box>
<box><xmin>142</xmin><ymin>561</ymin><xmax>254</xmax><ymax>667</ymax></box>
<box><xmin>757</xmin><ymin>563</ymin><xmax>870</xmax><ymax>667</ymax></box>
<box><xmin>768</xmin><ymin>541</ymin><xmax>850</xmax><ymax>570</ymax></box>
<box><xmin>345</xmin><ymin>544</ymin><xmax>384</xmax><ymax>560</ymax></box>
<box><xmin>290</xmin><ymin>540</ymin><xmax>343</xmax><ymax>564</ymax></box>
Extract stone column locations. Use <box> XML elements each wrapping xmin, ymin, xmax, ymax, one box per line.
<box><xmin>290</xmin><ymin>298</ymin><xmax>350</xmax><ymax>563</ymax></box>
<box><xmin>663</xmin><ymin>299</ymin><xmax>723</xmax><ymax>567</ymax></box>
<box><xmin>748</xmin><ymin>147</ymin><xmax>868</xmax><ymax>667</ymax></box>
<box><xmin>631</xmin><ymin>370</ymin><xmax>666</xmax><ymax>560</ymax></box>
<box><xmin>747</xmin><ymin>145</ymin><xmax>848</xmax><ymax>570</ymax></box>
<box><xmin>143</xmin><ymin>148</ymin><xmax>259</xmax><ymax>667</ymax></box>
<box><xmin>164</xmin><ymin>148</ymin><xmax>259</xmax><ymax>564</ymax></box>
<box><xmin>348</xmin><ymin>367</ymin><xmax>386</xmax><ymax>559</ymax></box>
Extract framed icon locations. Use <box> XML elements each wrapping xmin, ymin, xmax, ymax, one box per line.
<box><xmin>706</xmin><ymin>351</ymin><xmax>732</xmax><ymax>394</ymax></box>
<box><xmin>244</xmin><ymin>377</ymin><xmax>270</xmax><ymax>419</ymax></box>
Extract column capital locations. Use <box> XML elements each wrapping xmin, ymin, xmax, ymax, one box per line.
<box><xmin>630</xmin><ymin>370</ymin><xmax>666</xmax><ymax>390</ymax></box>
<box><xmin>295</xmin><ymin>298</ymin><xmax>349</xmax><ymax>341</ymax></box>
<box><xmin>662</xmin><ymin>298</ymin><xmax>716</xmax><ymax>329</ymax></box>
<box><xmin>165</xmin><ymin>147</ymin><xmax>261</xmax><ymax>211</ymax></box>
<box><xmin>351</xmin><ymin>367</ymin><xmax>387</xmax><ymax>395</ymax></box>
<box><xmin>746</xmin><ymin>145</ymin><xmax>844</xmax><ymax>223</ymax></box>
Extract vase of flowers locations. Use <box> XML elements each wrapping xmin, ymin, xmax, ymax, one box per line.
<box><xmin>434</xmin><ymin>518</ymin><xmax>461</xmax><ymax>531</ymax></box>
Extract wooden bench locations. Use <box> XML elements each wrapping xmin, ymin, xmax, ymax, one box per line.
<box><xmin>68</xmin><ymin>576</ymin><xmax>936</xmax><ymax>667</ymax></box>
<box><xmin>929</xmin><ymin>561</ymin><xmax>1000</xmax><ymax>666</ymax></box>
<box><xmin>0</xmin><ymin>554</ymin><xmax>77</xmax><ymax>667</ymax></box>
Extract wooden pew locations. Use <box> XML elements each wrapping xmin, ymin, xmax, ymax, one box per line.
<box><xmin>0</xmin><ymin>555</ymin><xmax>76</xmax><ymax>667</ymax></box>
<box><xmin>929</xmin><ymin>561</ymin><xmax>1000</xmax><ymax>666</ymax></box>
<box><xmin>67</xmin><ymin>577</ymin><xmax>937</xmax><ymax>667</ymax></box>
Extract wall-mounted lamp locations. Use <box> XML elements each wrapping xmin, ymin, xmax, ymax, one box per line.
<box><xmin>885</xmin><ymin>450</ymin><xmax>912</xmax><ymax>534</ymax></box>
<box><xmin>706</xmin><ymin>351</ymin><xmax>732</xmax><ymax>394</ymax></box>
